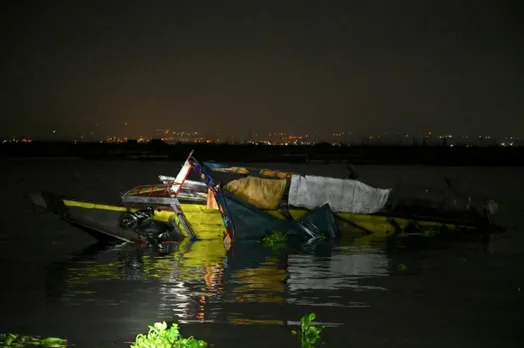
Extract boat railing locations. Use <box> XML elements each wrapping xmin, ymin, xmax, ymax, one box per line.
<box><xmin>120</xmin><ymin>151</ymin><xmax>235</xmax><ymax>249</ymax></box>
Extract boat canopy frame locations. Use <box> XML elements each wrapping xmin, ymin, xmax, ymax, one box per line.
<box><xmin>120</xmin><ymin>150</ymin><xmax>236</xmax><ymax>247</ymax></box>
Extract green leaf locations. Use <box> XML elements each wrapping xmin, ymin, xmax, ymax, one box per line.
<box><xmin>129</xmin><ymin>322</ymin><xmax>209</xmax><ymax>347</ymax></box>
<box><xmin>294</xmin><ymin>313</ymin><xmax>324</xmax><ymax>348</ymax></box>
<box><xmin>39</xmin><ymin>337</ymin><xmax>68</xmax><ymax>347</ymax></box>
<box><xmin>261</xmin><ymin>230</ymin><xmax>288</xmax><ymax>251</ymax></box>
<box><xmin>2</xmin><ymin>321</ymin><xmax>211</xmax><ymax>348</ymax></box>
<box><xmin>4</xmin><ymin>333</ymin><xmax>18</xmax><ymax>345</ymax></box>
<box><xmin>154</xmin><ymin>322</ymin><xmax>167</xmax><ymax>331</ymax></box>
<box><xmin>307</xmin><ymin>313</ymin><xmax>316</xmax><ymax>324</ymax></box>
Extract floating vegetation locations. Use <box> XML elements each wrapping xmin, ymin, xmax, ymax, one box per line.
<box><xmin>420</xmin><ymin>229</ymin><xmax>440</xmax><ymax>237</ymax></box>
<box><xmin>291</xmin><ymin>313</ymin><xmax>324</xmax><ymax>348</ymax></box>
<box><xmin>397</xmin><ymin>263</ymin><xmax>407</xmax><ymax>271</ymax></box>
<box><xmin>0</xmin><ymin>333</ymin><xmax>67</xmax><ymax>347</ymax></box>
<box><xmin>131</xmin><ymin>321</ymin><xmax>207</xmax><ymax>348</ymax></box>
<box><xmin>261</xmin><ymin>230</ymin><xmax>288</xmax><ymax>251</ymax></box>
<box><xmin>2</xmin><ymin>314</ymin><xmax>323</xmax><ymax>347</ymax></box>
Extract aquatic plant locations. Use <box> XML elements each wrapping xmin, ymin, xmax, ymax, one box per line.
<box><xmin>291</xmin><ymin>312</ymin><xmax>324</xmax><ymax>348</ymax></box>
<box><xmin>420</xmin><ymin>229</ymin><xmax>440</xmax><ymax>237</ymax></box>
<box><xmin>0</xmin><ymin>333</ymin><xmax>67</xmax><ymax>347</ymax></box>
<box><xmin>2</xmin><ymin>314</ymin><xmax>323</xmax><ymax>347</ymax></box>
<box><xmin>131</xmin><ymin>321</ymin><xmax>207</xmax><ymax>348</ymax></box>
<box><xmin>261</xmin><ymin>230</ymin><xmax>288</xmax><ymax>250</ymax></box>
<box><xmin>397</xmin><ymin>263</ymin><xmax>407</xmax><ymax>271</ymax></box>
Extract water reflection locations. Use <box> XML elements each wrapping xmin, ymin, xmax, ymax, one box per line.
<box><xmin>45</xmin><ymin>237</ymin><xmax>391</xmax><ymax>326</ymax></box>
<box><xmin>286</xmin><ymin>245</ymin><xmax>390</xmax><ymax>308</ymax></box>
<box><xmin>288</xmin><ymin>247</ymin><xmax>389</xmax><ymax>291</ymax></box>
<box><xmin>156</xmin><ymin>239</ymin><xmax>229</xmax><ymax>322</ymax></box>
<box><xmin>158</xmin><ymin>240</ymin><xmax>288</xmax><ymax>324</ymax></box>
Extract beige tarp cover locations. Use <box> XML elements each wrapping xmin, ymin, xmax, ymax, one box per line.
<box><xmin>224</xmin><ymin>176</ymin><xmax>287</xmax><ymax>210</ymax></box>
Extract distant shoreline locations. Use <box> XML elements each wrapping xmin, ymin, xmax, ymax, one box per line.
<box><xmin>2</xmin><ymin>142</ymin><xmax>523</xmax><ymax>166</ymax></box>
<box><xmin>7</xmin><ymin>156</ymin><xmax>84</xmax><ymax>160</ymax></box>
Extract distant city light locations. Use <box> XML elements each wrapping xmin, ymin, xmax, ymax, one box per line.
<box><xmin>0</xmin><ymin>130</ymin><xmax>522</xmax><ymax>148</ymax></box>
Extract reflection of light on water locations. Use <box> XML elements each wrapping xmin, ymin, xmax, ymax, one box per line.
<box><xmin>287</xmin><ymin>246</ymin><xmax>390</xmax><ymax>307</ymax></box>
<box><xmin>196</xmin><ymin>295</ymin><xmax>206</xmax><ymax>323</ymax></box>
<box><xmin>56</xmin><ymin>239</ymin><xmax>391</xmax><ymax>328</ymax></box>
<box><xmin>286</xmin><ymin>320</ymin><xmax>344</xmax><ymax>328</ymax></box>
<box><xmin>229</xmin><ymin>318</ymin><xmax>285</xmax><ymax>325</ymax></box>
<box><xmin>157</xmin><ymin>279</ymin><xmax>192</xmax><ymax>321</ymax></box>
<box><xmin>228</xmin><ymin>258</ymin><xmax>286</xmax><ymax>304</ymax></box>
<box><xmin>157</xmin><ymin>264</ymin><xmax>226</xmax><ymax>323</ymax></box>
<box><xmin>288</xmin><ymin>247</ymin><xmax>390</xmax><ymax>291</ymax></box>
<box><xmin>156</xmin><ymin>240</ymin><xmax>227</xmax><ymax>323</ymax></box>
<box><xmin>156</xmin><ymin>247</ymin><xmax>288</xmax><ymax>325</ymax></box>
<box><xmin>289</xmin><ymin>299</ymin><xmax>370</xmax><ymax>308</ymax></box>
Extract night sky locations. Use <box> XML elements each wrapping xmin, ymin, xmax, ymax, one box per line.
<box><xmin>2</xmin><ymin>0</ymin><xmax>523</xmax><ymax>139</ymax></box>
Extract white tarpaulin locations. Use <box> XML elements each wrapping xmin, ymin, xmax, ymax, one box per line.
<box><xmin>287</xmin><ymin>174</ymin><xmax>391</xmax><ymax>214</ymax></box>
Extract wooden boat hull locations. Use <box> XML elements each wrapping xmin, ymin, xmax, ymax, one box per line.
<box><xmin>27</xmin><ymin>192</ymin><xmax>183</xmax><ymax>243</ymax></box>
<box><xmin>27</xmin><ymin>191</ymin><xmax>494</xmax><ymax>245</ymax></box>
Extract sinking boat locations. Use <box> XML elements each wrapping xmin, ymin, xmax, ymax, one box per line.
<box><xmin>27</xmin><ymin>151</ymin><xmax>503</xmax><ymax>249</ymax></box>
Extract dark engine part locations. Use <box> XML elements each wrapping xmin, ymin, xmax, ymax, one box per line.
<box><xmin>119</xmin><ymin>207</ymin><xmax>176</xmax><ymax>245</ymax></box>
<box><xmin>135</xmin><ymin>220</ymin><xmax>172</xmax><ymax>244</ymax></box>
<box><xmin>119</xmin><ymin>207</ymin><xmax>155</xmax><ymax>229</ymax></box>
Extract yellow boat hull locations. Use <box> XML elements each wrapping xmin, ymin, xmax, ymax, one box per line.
<box><xmin>62</xmin><ymin>198</ymin><xmax>476</xmax><ymax>241</ymax></box>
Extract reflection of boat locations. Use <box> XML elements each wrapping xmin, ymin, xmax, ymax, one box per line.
<box><xmin>287</xmin><ymin>246</ymin><xmax>390</xmax><ymax>292</ymax></box>
<box><xmin>48</xmin><ymin>238</ymin><xmax>284</xmax><ymax>299</ymax></box>
<box><xmin>158</xmin><ymin>239</ymin><xmax>289</xmax><ymax>324</ymax></box>
<box><xmin>45</xmin><ymin>242</ymin><xmax>118</xmax><ymax>299</ymax></box>
<box><xmin>27</xmin><ymin>152</ymin><xmax>504</xmax><ymax>248</ymax></box>
<box><xmin>155</xmin><ymin>239</ymin><xmax>391</xmax><ymax>324</ymax></box>
<box><xmin>46</xmin><ymin>237</ymin><xmax>288</xmax><ymax>325</ymax></box>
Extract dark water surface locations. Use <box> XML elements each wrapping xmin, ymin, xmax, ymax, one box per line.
<box><xmin>1</xmin><ymin>159</ymin><xmax>523</xmax><ymax>347</ymax></box>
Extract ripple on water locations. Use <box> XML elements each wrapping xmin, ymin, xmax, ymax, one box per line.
<box><xmin>44</xmin><ymin>239</ymin><xmax>392</xmax><ymax>330</ymax></box>
<box><xmin>286</xmin><ymin>246</ymin><xmax>390</xmax><ymax>307</ymax></box>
